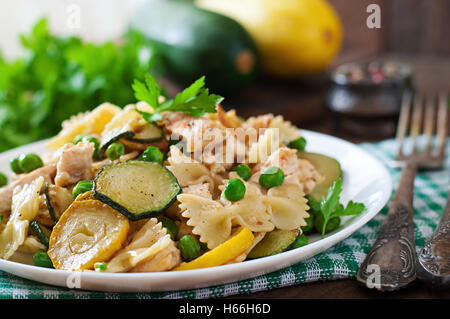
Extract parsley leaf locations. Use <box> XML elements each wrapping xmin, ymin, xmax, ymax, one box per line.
<box><xmin>333</xmin><ymin>200</ymin><xmax>366</xmax><ymax>217</ymax></box>
<box><xmin>318</xmin><ymin>178</ymin><xmax>366</xmax><ymax>238</ymax></box>
<box><xmin>132</xmin><ymin>74</ymin><xmax>224</xmax><ymax>122</ymax></box>
<box><xmin>319</xmin><ymin>178</ymin><xmax>342</xmax><ymax>237</ymax></box>
<box><xmin>132</xmin><ymin>75</ymin><xmax>160</xmax><ymax>109</ymax></box>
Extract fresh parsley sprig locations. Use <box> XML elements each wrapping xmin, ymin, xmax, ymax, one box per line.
<box><xmin>318</xmin><ymin>178</ymin><xmax>366</xmax><ymax>238</ymax></box>
<box><xmin>132</xmin><ymin>73</ymin><xmax>224</xmax><ymax>122</ymax></box>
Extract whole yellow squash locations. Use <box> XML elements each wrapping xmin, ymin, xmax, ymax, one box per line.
<box><xmin>196</xmin><ymin>0</ymin><xmax>343</xmax><ymax>77</ymax></box>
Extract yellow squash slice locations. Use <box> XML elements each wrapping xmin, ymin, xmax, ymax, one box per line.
<box><xmin>48</xmin><ymin>200</ymin><xmax>129</xmax><ymax>270</ymax></box>
<box><xmin>173</xmin><ymin>226</ymin><xmax>254</xmax><ymax>271</ymax></box>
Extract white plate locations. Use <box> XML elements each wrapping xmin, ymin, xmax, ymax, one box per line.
<box><xmin>0</xmin><ymin>130</ymin><xmax>392</xmax><ymax>292</ymax></box>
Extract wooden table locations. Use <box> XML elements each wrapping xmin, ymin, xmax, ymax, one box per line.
<box><xmin>220</xmin><ymin>54</ymin><xmax>449</xmax><ymax>299</ymax></box>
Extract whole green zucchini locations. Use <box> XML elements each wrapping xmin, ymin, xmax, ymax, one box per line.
<box><xmin>129</xmin><ymin>0</ymin><xmax>259</xmax><ymax>94</ymax></box>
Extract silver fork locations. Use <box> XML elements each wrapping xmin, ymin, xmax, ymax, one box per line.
<box><xmin>356</xmin><ymin>90</ymin><xmax>448</xmax><ymax>291</ymax></box>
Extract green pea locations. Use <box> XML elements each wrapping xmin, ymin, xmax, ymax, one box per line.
<box><xmin>160</xmin><ymin>216</ymin><xmax>178</xmax><ymax>240</ymax></box>
<box><xmin>177</xmin><ymin>235</ymin><xmax>201</xmax><ymax>262</ymax></box>
<box><xmin>288</xmin><ymin>137</ymin><xmax>307</xmax><ymax>152</ymax></box>
<box><xmin>74</xmin><ymin>135</ymin><xmax>100</xmax><ymax>158</ymax></box>
<box><xmin>106</xmin><ymin>142</ymin><xmax>125</xmax><ymax>160</ymax></box>
<box><xmin>139</xmin><ymin>146</ymin><xmax>164</xmax><ymax>163</ymax></box>
<box><xmin>224</xmin><ymin>178</ymin><xmax>246</xmax><ymax>202</ymax></box>
<box><xmin>259</xmin><ymin>166</ymin><xmax>284</xmax><ymax>189</ymax></box>
<box><xmin>292</xmin><ymin>234</ymin><xmax>308</xmax><ymax>249</ymax></box>
<box><xmin>84</xmin><ymin>137</ymin><xmax>100</xmax><ymax>158</ymax></box>
<box><xmin>33</xmin><ymin>250</ymin><xmax>54</xmax><ymax>268</ymax></box>
<box><xmin>232</xmin><ymin>164</ymin><xmax>252</xmax><ymax>181</ymax></box>
<box><xmin>314</xmin><ymin>214</ymin><xmax>341</xmax><ymax>234</ymax></box>
<box><xmin>73</xmin><ymin>134</ymin><xmax>89</xmax><ymax>145</ymax></box>
<box><xmin>10</xmin><ymin>157</ymin><xmax>23</xmax><ymax>174</ymax></box>
<box><xmin>72</xmin><ymin>180</ymin><xmax>93</xmax><ymax>199</ymax></box>
<box><xmin>306</xmin><ymin>196</ymin><xmax>321</xmax><ymax>216</ymax></box>
<box><xmin>0</xmin><ymin>172</ymin><xmax>7</xmax><ymax>187</ymax></box>
<box><xmin>301</xmin><ymin>214</ymin><xmax>315</xmax><ymax>233</ymax></box>
<box><xmin>94</xmin><ymin>262</ymin><xmax>107</xmax><ymax>272</ymax></box>
<box><xmin>18</xmin><ymin>153</ymin><xmax>44</xmax><ymax>173</ymax></box>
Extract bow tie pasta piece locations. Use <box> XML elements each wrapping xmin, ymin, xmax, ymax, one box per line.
<box><xmin>46</xmin><ymin>103</ymin><xmax>121</xmax><ymax>149</ymax></box>
<box><xmin>0</xmin><ymin>176</ymin><xmax>45</xmax><ymax>260</ymax></box>
<box><xmin>220</xmin><ymin>182</ymin><xmax>274</xmax><ymax>233</ymax></box>
<box><xmin>130</xmin><ymin>240</ymin><xmax>180</xmax><ymax>272</ymax></box>
<box><xmin>178</xmin><ymin>194</ymin><xmax>232</xmax><ymax>250</ymax></box>
<box><xmin>106</xmin><ymin>218</ymin><xmax>180</xmax><ymax>273</ymax></box>
<box><xmin>264</xmin><ymin>184</ymin><xmax>309</xmax><ymax>230</ymax></box>
<box><xmin>166</xmin><ymin>146</ymin><xmax>214</xmax><ymax>188</ymax></box>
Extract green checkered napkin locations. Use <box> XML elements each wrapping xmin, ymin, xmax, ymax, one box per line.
<box><xmin>1</xmin><ymin>139</ymin><xmax>449</xmax><ymax>299</ymax></box>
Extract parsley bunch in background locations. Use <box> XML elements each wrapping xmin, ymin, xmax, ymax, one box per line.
<box><xmin>0</xmin><ymin>18</ymin><xmax>156</xmax><ymax>152</ymax></box>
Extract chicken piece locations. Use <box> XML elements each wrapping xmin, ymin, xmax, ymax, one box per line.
<box><xmin>54</xmin><ymin>142</ymin><xmax>94</xmax><ymax>187</ymax></box>
<box><xmin>241</xmin><ymin>114</ymin><xmax>273</xmax><ymax>134</ymax></box>
<box><xmin>0</xmin><ymin>164</ymin><xmax>56</xmax><ymax>215</ymax></box>
<box><xmin>250</xmin><ymin>147</ymin><xmax>323</xmax><ymax>194</ymax></box>
<box><xmin>162</xmin><ymin>112</ymin><xmax>226</xmax><ymax>154</ymax></box>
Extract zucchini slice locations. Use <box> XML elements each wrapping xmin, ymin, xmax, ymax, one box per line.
<box><xmin>30</xmin><ymin>220</ymin><xmax>51</xmax><ymax>247</ymax></box>
<box><xmin>48</xmin><ymin>200</ymin><xmax>130</xmax><ymax>270</ymax></box>
<box><xmin>99</xmin><ymin>125</ymin><xmax>135</xmax><ymax>155</ymax></box>
<box><xmin>93</xmin><ymin>160</ymin><xmax>181</xmax><ymax>220</ymax></box>
<box><xmin>297</xmin><ymin>152</ymin><xmax>342</xmax><ymax>201</ymax></box>
<box><xmin>43</xmin><ymin>182</ymin><xmax>73</xmax><ymax>223</ymax></box>
<box><xmin>126</xmin><ymin>123</ymin><xmax>163</xmax><ymax>143</ymax></box>
<box><xmin>247</xmin><ymin>229</ymin><xmax>300</xmax><ymax>259</ymax></box>
<box><xmin>44</xmin><ymin>182</ymin><xmax>57</xmax><ymax>222</ymax></box>
<box><xmin>74</xmin><ymin>190</ymin><xmax>95</xmax><ymax>201</ymax></box>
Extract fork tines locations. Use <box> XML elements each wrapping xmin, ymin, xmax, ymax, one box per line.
<box><xmin>396</xmin><ymin>90</ymin><xmax>448</xmax><ymax>168</ymax></box>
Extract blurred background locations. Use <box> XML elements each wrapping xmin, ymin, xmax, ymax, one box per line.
<box><xmin>0</xmin><ymin>0</ymin><xmax>449</xmax><ymax>152</ymax></box>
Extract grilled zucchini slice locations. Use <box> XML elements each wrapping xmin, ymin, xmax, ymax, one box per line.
<box><xmin>48</xmin><ymin>200</ymin><xmax>130</xmax><ymax>270</ymax></box>
<box><xmin>297</xmin><ymin>152</ymin><xmax>342</xmax><ymax>201</ymax></box>
<box><xmin>43</xmin><ymin>182</ymin><xmax>73</xmax><ymax>223</ymax></box>
<box><xmin>99</xmin><ymin>125</ymin><xmax>135</xmax><ymax>155</ymax></box>
<box><xmin>247</xmin><ymin>229</ymin><xmax>300</xmax><ymax>259</ymax></box>
<box><xmin>100</xmin><ymin>123</ymin><xmax>162</xmax><ymax>155</ymax></box>
<box><xmin>126</xmin><ymin>123</ymin><xmax>162</xmax><ymax>143</ymax></box>
<box><xmin>30</xmin><ymin>220</ymin><xmax>51</xmax><ymax>247</ymax></box>
<box><xmin>93</xmin><ymin>160</ymin><xmax>181</xmax><ymax>220</ymax></box>
<box><xmin>44</xmin><ymin>182</ymin><xmax>57</xmax><ymax>222</ymax></box>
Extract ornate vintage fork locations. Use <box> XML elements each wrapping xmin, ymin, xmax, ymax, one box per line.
<box><xmin>356</xmin><ymin>90</ymin><xmax>448</xmax><ymax>291</ymax></box>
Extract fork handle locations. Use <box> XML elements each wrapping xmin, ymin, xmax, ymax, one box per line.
<box><xmin>417</xmin><ymin>188</ymin><xmax>450</xmax><ymax>288</ymax></box>
<box><xmin>356</xmin><ymin>161</ymin><xmax>418</xmax><ymax>291</ymax></box>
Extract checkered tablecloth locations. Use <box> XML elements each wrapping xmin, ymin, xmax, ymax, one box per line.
<box><xmin>1</xmin><ymin>138</ymin><xmax>449</xmax><ymax>299</ymax></box>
